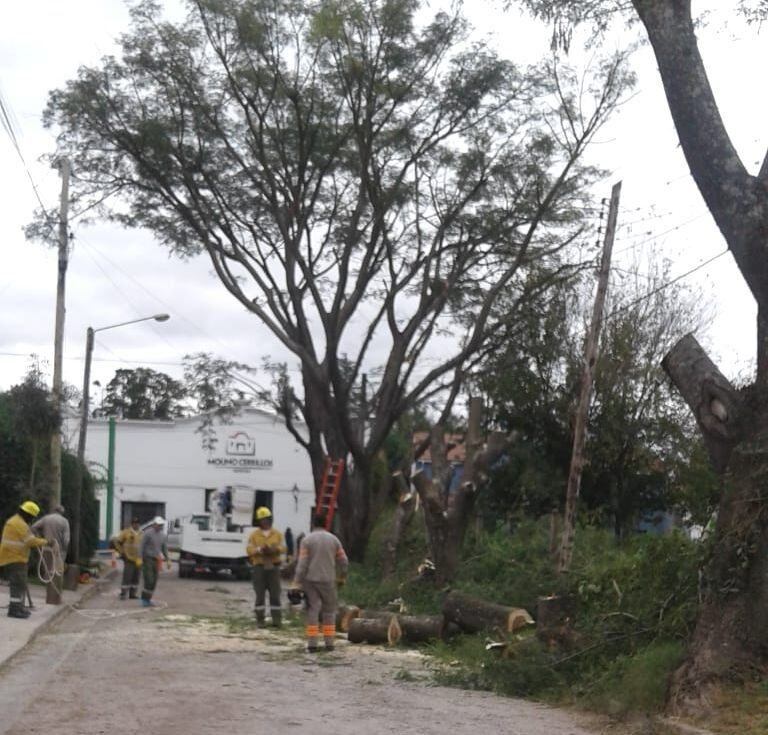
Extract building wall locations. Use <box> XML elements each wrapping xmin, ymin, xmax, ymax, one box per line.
<box><xmin>66</xmin><ymin>409</ymin><xmax>315</xmax><ymax>540</ymax></box>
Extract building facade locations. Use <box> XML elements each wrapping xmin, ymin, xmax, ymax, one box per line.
<box><xmin>65</xmin><ymin>408</ymin><xmax>316</xmax><ymax>542</ymax></box>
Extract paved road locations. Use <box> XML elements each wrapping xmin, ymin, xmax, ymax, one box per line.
<box><xmin>0</xmin><ymin>569</ymin><xmax>607</xmax><ymax>735</ymax></box>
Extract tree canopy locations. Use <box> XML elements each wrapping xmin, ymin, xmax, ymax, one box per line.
<box><xmin>43</xmin><ymin>0</ymin><xmax>633</xmax><ymax>555</ymax></box>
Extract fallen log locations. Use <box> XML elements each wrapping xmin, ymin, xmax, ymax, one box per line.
<box><xmin>336</xmin><ymin>605</ymin><xmax>361</xmax><ymax>632</ymax></box>
<box><xmin>442</xmin><ymin>591</ymin><xmax>534</xmax><ymax>634</ymax></box>
<box><xmin>348</xmin><ymin>616</ymin><xmax>400</xmax><ymax>645</ymax></box>
<box><xmin>397</xmin><ymin>615</ymin><xmax>459</xmax><ymax>644</ymax></box>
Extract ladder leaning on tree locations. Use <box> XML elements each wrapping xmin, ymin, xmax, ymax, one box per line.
<box><xmin>316</xmin><ymin>458</ymin><xmax>344</xmax><ymax>531</ymax></box>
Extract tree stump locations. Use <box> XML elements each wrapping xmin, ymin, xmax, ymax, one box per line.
<box><xmin>442</xmin><ymin>591</ymin><xmax>534</xmax><ymax>634</ymax></box>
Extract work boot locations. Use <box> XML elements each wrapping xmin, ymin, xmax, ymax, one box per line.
<box><xmin>119</xmin><ymin>590</ymin><xmax>128</xmax><ymax>600</ymax></box>
<box><xmin>306</xmin><ymin>645</ymin><xmax>319</xmax><ymax>654</ymax></box>
<box><xmin>271</xmin><ymin>610</ymin><xmax>282</xmax><ymax>628</ymax></box>
<box><xmin>129</xmin><ymin>588</ymin><xmax>138</xmax><ymax>600</ymax></box>
<box><xmin>8</xmin><ymin>604</ymin><xmax>30</xmax><ymax>619</ymax></box>
<box><xmin>255</xmin><ymin>609</ymin><xmax>266</xmax><ymax>626</ymax></box>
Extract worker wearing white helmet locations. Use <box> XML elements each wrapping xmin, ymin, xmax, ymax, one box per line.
<box><xmin>138</xmin><ymin>516</ymin><xmax>170</xmax><ymax>607</ymax></box>
<box><xmin>0</xmin><ymin>501</ymin><xmax>48</xmax><ymax>618</ymax></box>
<box><xmin>246</xmin><ymin>507</ymin><xmax>286</xmax><ymax>627</ymax></box>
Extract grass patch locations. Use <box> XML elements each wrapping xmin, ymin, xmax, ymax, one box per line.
<box><xmin>696</xmin><ymin>679</ymin><xmax>768</xmax><ymax>735</ymax></box>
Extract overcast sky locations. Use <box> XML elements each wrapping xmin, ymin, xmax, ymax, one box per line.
<box><xmin>0</xmin><ymin>1</ymin><xmax>764</xmax><ymax>403</ymax></box>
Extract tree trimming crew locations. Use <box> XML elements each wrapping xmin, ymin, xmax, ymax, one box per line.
<box><xmin>114</xmin><ymin>517</ymin><xmax>142</xmax><ymax>600</ymax></box>
<box><xmin>293</xmin><ymin>513</ymin><xmax>348</xmax><ymax>652</ymax></box>
<box><xmin>246</xmin><ymin>507</ymin><xmax>286</xmax><ymax>627</ymax></box>
<box><xmin>138</xmin><ymin>516</ymin><xmax>170</xmax><ymax>607</ymax></box>
<box><xmin>0</xmin><ymin>501</ymin><xmax>49</xmax><ymax>619</ymax></box>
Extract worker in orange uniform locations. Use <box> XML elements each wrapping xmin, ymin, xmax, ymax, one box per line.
<box><xmin>114</xmin><ymin>517</ymin><xmax>142</xmax><ymax>600</ymax></box>
<box><xmin>293</xmin><ymin>513</ymin><xmax>348</xmax><ymax>652</ymax></box>
<box><xmin>246</xmin><ymin>507</ymin><xmax>286</xmax><ymax>627</ymax></box>
<box><xmin>0</xmin><ymin>501</ymin><xmax>48</xmax><ymax>618</ymax></box>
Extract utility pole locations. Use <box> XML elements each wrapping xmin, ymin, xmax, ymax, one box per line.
<box><xmin>557</xmin><ymin>181</ymin><xmax>621</xmax><ymax>574</ymax></box>
<box><xmin>50</xmin><ymin>158</ymin><xmax>70</xmax><ymax>508</ymax></box>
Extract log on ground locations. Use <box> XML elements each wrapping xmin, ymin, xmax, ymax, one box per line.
<box><xmin>442</xmin><ymin>591</ymin><xmax>534</xmax><ymax>634</ymax></box>
<box><xmin>397</xmin><ymin>615</ymin><xmax>456</xmax><ymax>644</ymax></box>
<box><xmin>347</xmin><ymin>616</ymin><xmax>400</xmax><ymax>645</ymax></box>
<box><xmin>336</xmin><ymin>605</ymin><xmax>361</xmax><ymax>632</ymax></box>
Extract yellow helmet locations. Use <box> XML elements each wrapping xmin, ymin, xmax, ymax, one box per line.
<box><xmin>20</xmin><ymin>500</ymin><xmax>41</xmax><ymax>517</ymax></box>
<box><xmin>255</xmin><ymin>506</ymin><xmax>272</xmax><ymax>521</ymax></box>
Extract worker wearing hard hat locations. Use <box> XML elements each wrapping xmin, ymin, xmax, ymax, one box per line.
<box><xmin>138</xmin><ymin>516</ymin><xmax>171</xmax><ymax>607</ymax></box>
<box><xmin>292</xmin><ymin>513</ymin><xmax>349</xmax><ymax>652</ymax></box>
<box><xmin>246</xmin><ymin>507</ymin><xmax>286</xmax><ymax>627</ymax></box>
<box><xmin>114</xmin><ymin>517</ymin><xmax>142</xmax><ymax>600</ymax></box>
<box><xmin>0</xmin><ymin>501</ymin><xmax>49</xmax><ymax>619</ymax></box>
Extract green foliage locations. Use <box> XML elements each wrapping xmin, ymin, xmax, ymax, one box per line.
<box><xmin>352</xmin><ymin>509</ymin><xmax>704</xmax><ymax>714</ymax></box>
<box><xmin>61</xmin><ymin>452</ymin><xmax>99</xmax><ymax>564</ymax></box>
<box><xmin>102</xmin><ymin>367</ymin><xmax>187</xmax><ymax>420</ymax></box>
<box><xmin>586</xmin><ymin>641</ymin><xmax>684</xmax><ymax>716</ymax></box>
<box><xmin>0</xmin><ymin>367</ymin><xmax>98</xmax><ymax>562</ymax></box>
<box><xmin>479</xmin><ymin>256</ymin><xmax>717</xmax><ymax>537</ymax></box>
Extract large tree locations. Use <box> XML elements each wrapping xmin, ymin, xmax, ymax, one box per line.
<box><xmin>42</xmin><ymin>0</ymin><xmax>631</xmax><ymax>557</ymax></box>
<box><xmin>518</xmin><ymin>0</ymin><xmax>768</xmax><ymax>711</ymax></box>
<box><xmin>102</xmin><ymin>367</ymin><xmax>188</xmax><ymax>420</ymax></box>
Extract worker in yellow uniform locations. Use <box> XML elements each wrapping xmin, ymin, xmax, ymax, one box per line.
<box><xmin>0</xmin><ymin>501</ymin><xmax>48</xmax><ymax>618</ymax></box>
<box><xmin>114</xmin><ymin>517</ymin><xmax>142</xmax><ymax>600</ymax></box>
<box><xmin>246</xmin><ymin>507</ymin><xmax>286</xmax><ymax>627</ymax></box>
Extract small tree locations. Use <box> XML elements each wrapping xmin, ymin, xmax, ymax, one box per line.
<box><xmin>42</xmin><ymin>0</ymin><xmax>632</xmax><ymax>557</ymax></box>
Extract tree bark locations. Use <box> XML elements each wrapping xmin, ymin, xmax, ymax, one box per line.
<box><xmin>623</xmin><ymin>0</ymin><xmax>768</xmax><ymax>710</ymax></box>
<box><xmin>442</xmin><ymin>591</ymin><xmax>534</xmax><ymax>634</ymax></box>
<box><xmin>347</xmin><ymin>616</ymin><xmax>399</xmax><ymax>645</ymax></box>
<box><xmin>662</xmin><ymin>334</ymin><xmax>743</xmax><ymax>473</ymax></box>
<box><xmin>396</xmin><ymin>615</ymin><xmax>459</xmax><ymax>644</ymax></box>
<box><xmin>663</xmin><ymin>336</ymin><xmax>768</xmax><ymax>711</ymax></box>
<box><xmin>382</xmin><ymin>472</ymin><xmax>417</xmax><ymax>580</ymax></box>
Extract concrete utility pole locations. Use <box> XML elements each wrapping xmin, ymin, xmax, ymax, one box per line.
<box><xmin>557</xmin><ymin>182</ymin><xmax>622</xmax><ymax>574</ymax></box>
<box><xmin>50</xmin><ymin>158</ymin><xmax>70</xmax><ymax>508</ymax></box>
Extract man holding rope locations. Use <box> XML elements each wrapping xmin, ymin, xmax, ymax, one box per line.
<box><xmin>0</xmin><ymin>501</ymin><xmax>49</xmax><ymax>619</ymax></box>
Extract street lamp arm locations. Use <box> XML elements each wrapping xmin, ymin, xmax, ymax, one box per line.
<box><xmin>92</xmin><ymin>313</ymin><xmax>170</xmax><ymax>333</ymax></box>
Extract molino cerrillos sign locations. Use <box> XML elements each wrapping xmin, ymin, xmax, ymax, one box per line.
<box><xmin>207</xmin><ymin>431</ymin><xmax>274</xmax><ymax>470</ymax></box>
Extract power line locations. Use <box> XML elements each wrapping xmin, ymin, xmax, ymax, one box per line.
<box><xmin>605</xmin><ymin>248</ymin><xmax>729</xmax><ymax>320</ymax></box>
<box><xmin>0</xmin><ymin>86</ymin><xmax>56</xmax><ymax>237</ymax></box>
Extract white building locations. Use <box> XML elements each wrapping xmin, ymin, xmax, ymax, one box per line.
<box><xmin>65</xmin><ymin>408</ymin><xmax>316</xmax><ymax>542</ymax></box>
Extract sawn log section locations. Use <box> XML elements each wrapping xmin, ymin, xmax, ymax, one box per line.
<box><xmin>442</xmin><ymin>591</ymin><xmax>534</xmax><ymax>634</ymax></box>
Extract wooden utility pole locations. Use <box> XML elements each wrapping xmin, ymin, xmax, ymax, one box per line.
<box><xmin>50</xmin><ymin>158</ymin><xmax>70</xmax><ymax>508</ymax></box>
<box><xmin>557</xmin><ymin>181</ymin><xmax>621</xmax><ymax>574</ymax></box>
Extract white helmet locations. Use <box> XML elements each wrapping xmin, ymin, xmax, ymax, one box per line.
<box><xmin>152</xmin><ymin>516</ymin><xmax>166</xmax><ymax>526</ymax></box>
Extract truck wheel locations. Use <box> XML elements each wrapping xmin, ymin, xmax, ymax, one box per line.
<box><xmin>179</xmin><ymin>563</ymin><xmax>192</xmax><ymax>579</ymax></box>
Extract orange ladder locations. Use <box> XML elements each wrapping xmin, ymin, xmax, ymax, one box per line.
<box><xmin>316</xmin><ymin>457</ymin><xmax>344</xmax><ymax>530</ymax></box>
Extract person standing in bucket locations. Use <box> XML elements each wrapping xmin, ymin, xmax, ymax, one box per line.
<box><xmin>292</xmin><ymin>513</ymin><xmax>348</xmax><ymax>652</ymax></box>
<box><xmin>138</xmin><ymin>516</ymin><xmax>170</xmax><ymax>607</ymax></box>
<box><xmin>0</xmin><ymin>501</ymin><xmax>48</xmax><ymax>618</ymax></box>
<box><xmin>246</xmin><ymin>507</ymin><xmax>286</xmax><ymax>627</ymax></box>
<box><xmin>114</xmin><ymin>517</ymin><xmax>142</xmax><ymax>600</ymax></box>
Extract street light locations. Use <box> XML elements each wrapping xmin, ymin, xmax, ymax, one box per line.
<box><xmin>69</xmin><ymin>313</ymin><xmax>170</xmax><ymax>576</ymax></box>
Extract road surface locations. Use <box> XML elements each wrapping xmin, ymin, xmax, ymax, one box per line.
<box><xmin>0</xmin><ymin>569</ymin><xmax>609</xmax><ymax>735</ymax></box>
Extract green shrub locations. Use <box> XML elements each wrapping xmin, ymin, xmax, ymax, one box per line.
<box><xmin>586</xmin><ymin>641</ymin><xmax>685</xmax><ymax>715</ymax></box>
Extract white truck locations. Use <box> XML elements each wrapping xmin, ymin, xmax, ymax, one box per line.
<box><xmin>175</xmin><ymin>486</ymin><xmax>256</xmax><ymax>579</ymax></box>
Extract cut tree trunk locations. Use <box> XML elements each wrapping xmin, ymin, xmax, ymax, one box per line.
<box><xmin>347</xmin><ymin>616</ymin><xmax>399</xmax><ymax>645</ymax></box>
<box><xmin>442</xmin><ymin>591</ymin><xmax>534</xmax><ymax>634</ymax></box>
<box><xmin>396</xmin><ymin>615</ymin><xmax>459</xmax><ymax>644</ymax></box>
<box><xmin>336</xmin><ymin>605</ymin><xmax>361</xmax><ymax>632</ymax></box>
<box><xmin>382</xmin><ymin>472</ymin><xmax>417</xmax><ymax>580</ymax></box>
<box><xmin>662</xmin><ymin>334</ymin><xmax>743</xmax><ymax>472</ymax></box>
<box><xmin>662</xmin><ymin>335</ymin><xmax>768</xmax><ymax>712</ymax></box>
